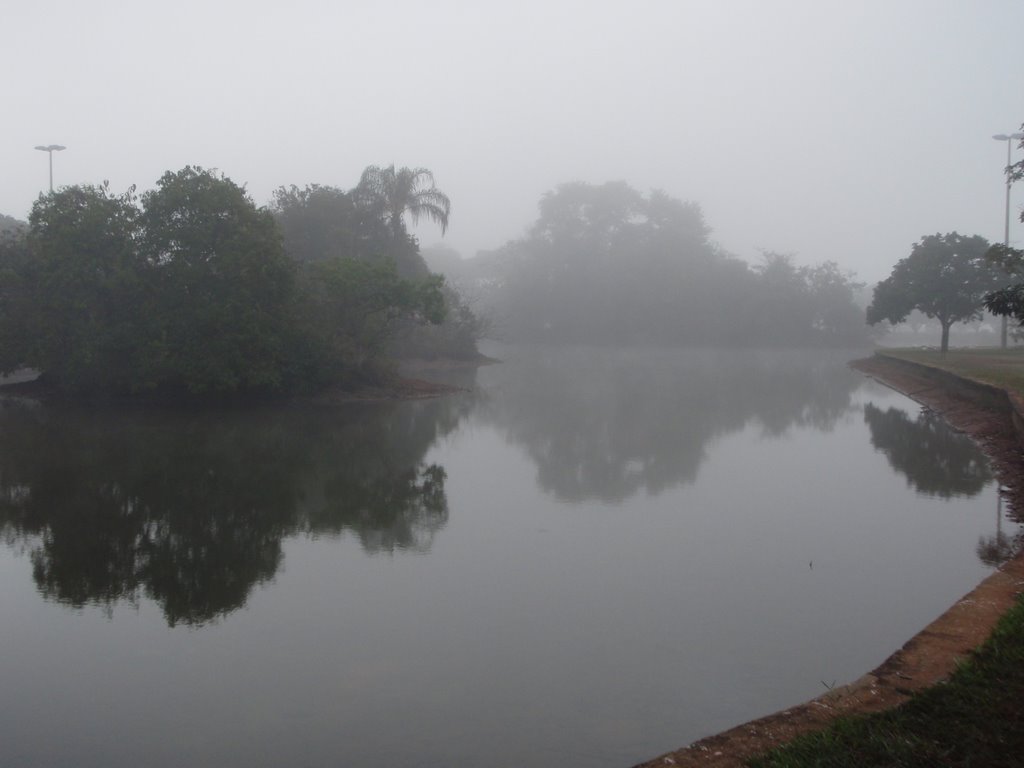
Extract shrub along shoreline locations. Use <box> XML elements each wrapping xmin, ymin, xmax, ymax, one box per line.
<box><xmin>633</xmin><ymin>349</ymin><xmax>1024</xmax><ymax>768</ymax></box>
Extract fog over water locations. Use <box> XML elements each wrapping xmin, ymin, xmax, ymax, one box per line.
<box><xmin>0</xmin><ymin>346</ymin><xmax>1016</xmax><ymax>767</ymax></box>
<box><xmin>4</xmin><ymin>0</ymin><xmax>1023</xmax><ymax>284</ymax></box>
<box><xmin>3</xmin><ymin>3</ymin><xmax>1024</xmax><ymax>764</ymax></box>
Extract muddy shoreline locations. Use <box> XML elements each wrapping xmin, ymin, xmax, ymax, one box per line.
<box><xmin>632</xmin><ymin>354</ymin><xmax>1024</xmax><ymax>768</ymax></box>
<box><xmin>0</xmin><ymin>371</ymin><xmax>466</xmax><ymax>406</ymax></box>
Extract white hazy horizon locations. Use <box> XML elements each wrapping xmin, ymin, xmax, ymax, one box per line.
<box><xmin>3</xmin><ymin>0</ymin><xmax>1023</xmax><ymax>284</ymax></box>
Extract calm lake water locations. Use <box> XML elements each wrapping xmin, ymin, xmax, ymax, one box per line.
<box><xmin>0</xmin><ymin>344</ymin><xmax>1015</xmax><ymax>768</ymax></box>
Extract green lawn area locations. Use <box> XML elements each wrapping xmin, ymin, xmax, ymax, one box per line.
<box><xmin>748</xmin><ymin>596</ymin><xmax>1024</xmax><ymax>768</ymax></box>
<box><xmin>876</xmin><ymin>347</ymin><xmax>1024</xmax><ymax>397</ymax></box>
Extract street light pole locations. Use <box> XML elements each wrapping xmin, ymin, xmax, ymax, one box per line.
<box><xmin>992</xmin><ymin>132</ymin><xmax>1024</xmax><ymax>348</ymax></box>
<box><xmin>33</xmin><ymin>144</ymin><xmax>66</xmax><ymax>193</ymax></box>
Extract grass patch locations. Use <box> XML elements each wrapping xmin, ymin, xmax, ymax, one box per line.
<box><xmin>876</xmin><ymin>347</ymin><xmax>1024</xmax><ymax>397</ymax></box>
<box><xmin>747</xmin><ymin>595</ymin><xmax>1024</xmax><ymax>767</ymax></box>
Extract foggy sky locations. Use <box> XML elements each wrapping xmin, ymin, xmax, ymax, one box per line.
<box><xmin>4</xmin><ymin>0</ymin><xmax>1023</xmax><ymax>284</ymax></box>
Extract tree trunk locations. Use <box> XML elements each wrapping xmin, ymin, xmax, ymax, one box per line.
<box><xmin>940</xmin><ymin>320</ymin><xmax>951</xmax><ymax>355</ymax></box>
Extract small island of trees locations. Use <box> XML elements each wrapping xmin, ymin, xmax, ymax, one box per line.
<box><xmin>0</xmin><ymin>165</ymin><xmax>478</xmax><ymax>399</ymax></box>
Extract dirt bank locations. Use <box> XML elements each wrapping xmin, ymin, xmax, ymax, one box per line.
<box><xmin>632</xmin><ymin>354</ymin><xmax>1024</xmax><ymax>768</ymax></box>
<box><xmin>0</xmin><ymin>372</ymin><xmax>466</xmax><ymax>406</ymax></box>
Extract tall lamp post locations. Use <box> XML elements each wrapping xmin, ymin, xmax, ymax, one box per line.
<box><xmin>34</xmin><ymin>144</ymin><xmax>66</xmax><ymax>193</ymax></box>
<box><xmin>993</xmin><ymin>132</ymin><xmax>1024</xmax><ymax>349</ymax></box>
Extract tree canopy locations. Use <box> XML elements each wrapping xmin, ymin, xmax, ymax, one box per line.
<box><xmin>867</xmin><ymin>232</ymin><xmax>998</xmax><ymax>352</ymax></box>
<box><xmin>0</xmin><ymin>166</ymin><xmax>456</xmax><ymax>398</ymax></box>
<box><xmin>271</xmin><ymin>177</ymin><xmax>483</xmax><ymax>363</ymax></box>
<box><xmin>9</xmin><ymin>183</ymin><xmax>144</xmax><ymax>390</ymax></box>
<box><xmin>983</xmin><ymin>129</ymin><xmax>1024</xmax><ymax>326</ymax></box>
<box><xmin>355</xmin><ymin>165</ymin><xmax>451</xmax><ymax>238</ymax></box>
<box><xmin>984</xmin><ymin>243</ymin><xmax>1024</xmax><ymax>324</ymax></box>
<box><xmin>139</xmin><ymin>167</ymin><xmax>298</xmax><ymax>394</ymax></box>
<box><xmin>0</xmin><ymin>213</ymin><xmax>26</xmax><ymax>239</ymax></box>
<box><xmin>467</xmin><ymin>181</ymin><xmax>869</xmax><ymax>346</ymax></box>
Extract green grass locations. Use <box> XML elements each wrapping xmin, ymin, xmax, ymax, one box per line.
<box><xmin>747</xmin><ymin>595</ymin><xmax>1024</xmax><ymax>767</ymax></box>
<box><xmin>876</xmin><ymin>347</ymin><xmax>1024</xmax><ymax>397</ymax></box>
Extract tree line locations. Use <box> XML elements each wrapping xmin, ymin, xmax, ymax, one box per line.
<box><xmin>866</xmin><ymin>128</ymin><xmax>1024</xmax><ymax>352</ymax></box>
<box><xmin>0</xmin><ymin>165</ymin><xmax>481</xmax><ymax>398</ymax></box>
<box><xmin>434</xmin><ymin>181</ymin><xmax>872</xmax><ymax>347</ymax></box>
<box><xmin>12</xmin><ymin>151</ymin><xmax>1019</xmax><ymax>397</ymax></box>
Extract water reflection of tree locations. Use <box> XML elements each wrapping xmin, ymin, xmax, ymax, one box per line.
<box><xmin>480</xmin><ymin>348</ymin><xmax>862</xmax><ymax>503</ymax></box>
<box><xmin>976</xmin><ymin>531</ymin><xmax>1017</xmax><ymax>567</ymax></box>
<box><xmin>863</xmin><ymin>404</ymin><xmax>992</xmax><ymax>498</ymax></box>
<box><xmin>0</xmin><ymin>391</ymin><xmax>474</xmax><ymax>626</ymax></box>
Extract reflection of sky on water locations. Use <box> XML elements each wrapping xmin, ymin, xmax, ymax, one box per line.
<box><xmin>0</xmin><ymin>347</ymin><xmax>1016</xmax><ymax>768</ymax></box>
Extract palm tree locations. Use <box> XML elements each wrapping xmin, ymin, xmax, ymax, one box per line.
<box><xmin>355</xmin><ymin>165</ymin><xmax>450</xmax><ymax>239</ymax></box>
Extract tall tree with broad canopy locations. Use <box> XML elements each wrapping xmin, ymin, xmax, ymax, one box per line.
<box><xmin>11</xmin><ymin>183</ymin><xmax>146</xmax><ymax>391</ymax></box>
<box><xmin>139</xmin><ymin>167</ymin><xmax>298</xmax><ymax>395</ymax></box>
<box><xmin>867</xmin><ymin>232</ymin><xmax>998</xmax><ymax>353</ymax></box>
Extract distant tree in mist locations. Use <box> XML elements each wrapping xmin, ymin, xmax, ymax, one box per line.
<box><xmin>271</xmin><ymin>183</ymin><xmax>428</xmax><ymax>277</ymax></box>
<box><xmin>748</xmin><ymin>254</ymin><xmax>867</xmax><ymax>346</ymax></box>
<box><xmin>477</xmin><ymin>181</ymin><xmax>868</xmax><ymax>346</ymax></box>
<box><xmin>354</xmin><ymin>165</ymin><xmax>451</xmax><ymax>239</ymax></box>
<box><xmin>0</xmin><ymin>213</ymin><xmax>26</xmax><ymax>238</ymax></box>
<box><xmin>867</xmin><ymin>232</ymin><xmax>999</xmax><ymax>353</ymax></box>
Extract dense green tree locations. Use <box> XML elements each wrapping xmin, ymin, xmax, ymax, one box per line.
<box><xmin>0</xmin><ymin>165</ymin><xmax>464</xmax><ymax>399</ymax></box>
<box><xmin>139</xmin><ymin>167</ymin><xmax>298</xmax><ymax>395</ymax></box>
<box><xmin>273</xmin><ymin>179</ymin><xmax>481</xmax><ymax>362</ymax></box>
<box><xmin>867</xmin><ymin>232</ymin><xmax>998</xmax><ymax>353</ymax></box>
<box><xmin>295</xmin><ymin>257</ymin><xmax>445</xmax><ymax>385</ymax></box>
<box><xmin>388</xmin><ymin>282</ymin><xmax>488</xmax><ymax>360</ymax></box>
<box><xmin>17</xmin><ymin>184</ymin><xmax>146</xmax><ymax>391</ymax></box>
<box><xmin>0</xmin><ymin>228</ymin><xmax>32</xmax><ymax>373</ymax></box>
<box><xmin>271</xmin><ymin>184</ymin><xmax>363</xmax><ymax>264</ymax></box>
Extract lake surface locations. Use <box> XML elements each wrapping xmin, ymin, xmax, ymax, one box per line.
<box><xmin>0</xmin><ymin>344</ymin><xmax>1016</xmax><ymax>768</ymax></box>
